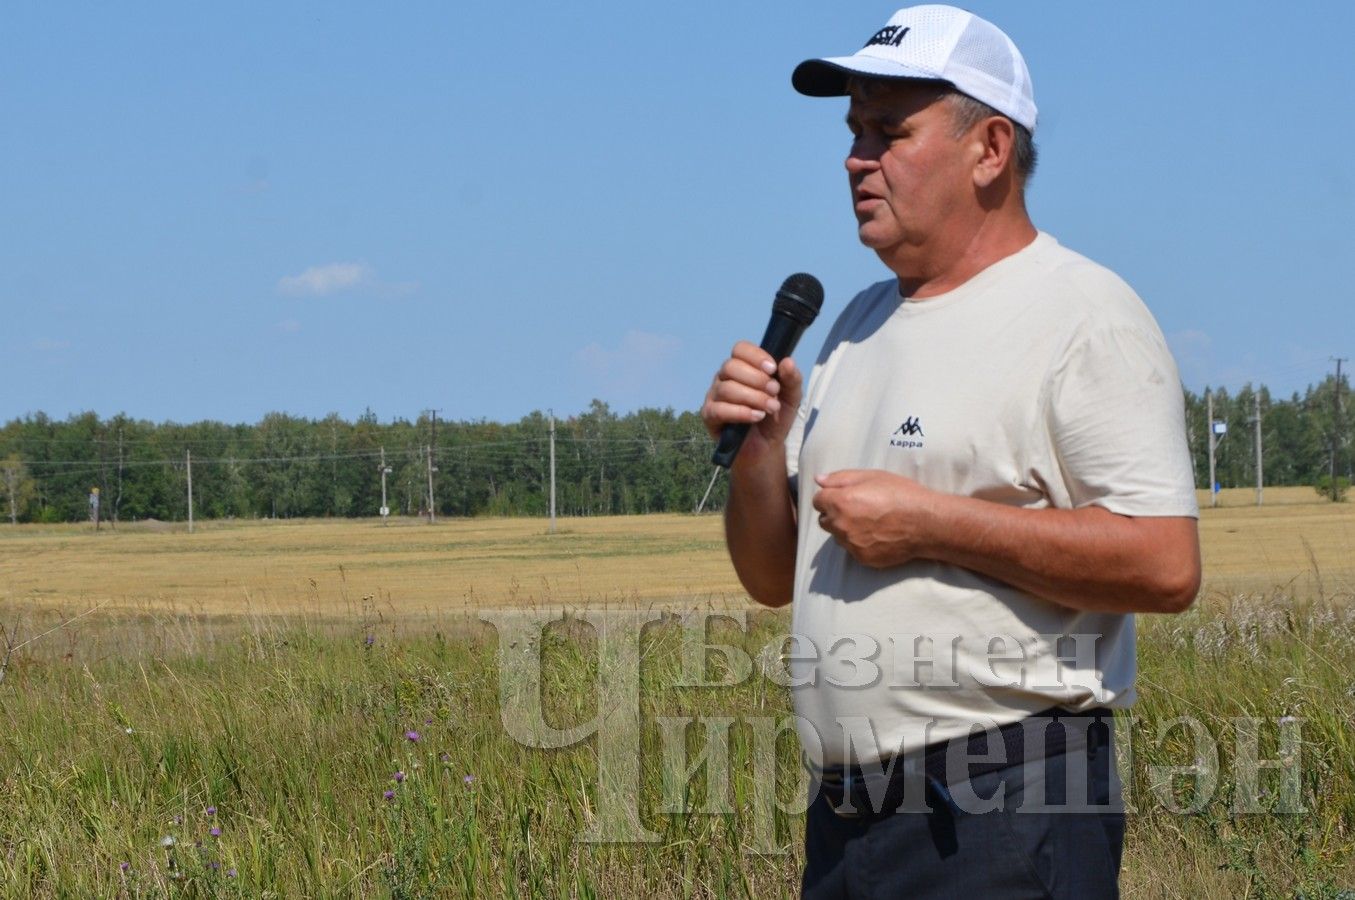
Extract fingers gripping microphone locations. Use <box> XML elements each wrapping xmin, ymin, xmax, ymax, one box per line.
<box><xmin>711</xmin><ymin>273</ymin><xmax>824</xmax><ymax>468</ymax></box>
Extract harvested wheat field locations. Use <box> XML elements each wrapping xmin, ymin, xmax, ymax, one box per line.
<box><xmin>0</xmin><ymin>513</ymin><xmax>744</xmax><ymax>620</ymax></box>
<box><xmin>1193</xmin><ymin>486</ymin><xmax>1355</xmax><ymax>597</ymax></box>
<box><xmin>1</xmin><ymin>486</ymin><xmax>1352</xmax><ymax>621</ymax></box>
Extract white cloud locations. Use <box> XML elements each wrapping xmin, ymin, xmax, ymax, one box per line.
<box><xmin>1168</xmin><ymin>329</ymin><xmax>1213</xmax><ymax>387</ymax></box>
<box><xmin>1169</xmin><ymin>329</ymin><xmax>1212</xmax><ymax>353</ymax></box>
<box><xmin>1167</xmin><ymin>330</ymin><xmax>1328</xmax><ymax>394</ymax></box>
<box><xmin>277</xmin><ymin>262</ymin><xmax>373</xmax><ymax>297</ymax></box>
<box><xmin>575</xmin><ymin>331</ymin><xmax>683</xmax><ymax>406</ymax></box>
<box><xmin>577</xmin><ymin>331</ymin><xmax>681</xmax><ymax>374</ymax></box>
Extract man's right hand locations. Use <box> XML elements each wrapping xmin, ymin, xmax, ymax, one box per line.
<box><xmin>700</xmin><ymin>341</ymin><xmax>803</xmax><ymax>466</ymax></box>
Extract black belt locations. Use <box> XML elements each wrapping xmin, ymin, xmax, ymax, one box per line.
<box><xmin>813</xmin><ymin>706</ymin><xmax>1113</xmax><ymax>819</ymax></box>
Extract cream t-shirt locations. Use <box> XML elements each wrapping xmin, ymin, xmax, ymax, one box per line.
<box><xmin>784</xmin><ymin>232</ymin><xmax>1198</xmax><ymax>766</ymax></box>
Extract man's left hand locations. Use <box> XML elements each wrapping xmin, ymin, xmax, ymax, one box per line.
<box><xmin>811</xmin><ymin>469</ymin><xmax>941</xmax><ymax>568</ymax></box>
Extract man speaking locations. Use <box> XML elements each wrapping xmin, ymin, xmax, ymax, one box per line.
<box><xmin>700</xmin><ymin>6</ymin><xmax>1200</xmax><ymax>897</ymax></box>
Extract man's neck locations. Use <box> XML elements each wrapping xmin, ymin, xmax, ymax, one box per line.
<box><xmin>890</xmin><ymin>210</ymin><xmax>1038</xmax><ymax>300</ymax></box>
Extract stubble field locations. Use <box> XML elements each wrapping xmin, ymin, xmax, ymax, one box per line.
<box><xmin>0</xmin><ymin>485</ymin><xmax>1352</xmax><ymax>897</ymax></box>
<box><xmin>4</xmin><ymin>486</ymin><xmax>1351</xmax><ymax>617</ymax></box>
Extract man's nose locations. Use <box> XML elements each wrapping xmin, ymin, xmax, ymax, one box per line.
<box><xmin>845</xmin><ymin>136</ymin><xmax>883</xmax><ymax>173</ymax></box>
<box><xmin>845</xmin><ymin>152</ymin><xmax>879</xmax><ymax>175</ymax></box>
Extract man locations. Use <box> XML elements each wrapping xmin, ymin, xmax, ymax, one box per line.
<box><xmin>700</xmin><ymin>6</ymin><xmax>1201</xmax><ymax>898</ymax></box>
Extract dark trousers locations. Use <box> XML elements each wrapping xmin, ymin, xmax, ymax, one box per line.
<box><xmin>802</xmin><ymin>720</ymin><xmax>1123</xmax><ymax>899</ymax></box>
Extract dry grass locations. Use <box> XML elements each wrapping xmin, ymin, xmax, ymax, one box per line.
<box><xmin>0</xmin><ymin>514</ymin><xmax>746</xmax><ymax>620</ymax></box>
<box><xmin>2</xmin><ymin>498</ymin><xmax>1353</xmax><ymax>895</ymax></box>
<box><xmin>1194</xmin><ymin>488</ymin><xmax>1355</xmax><ymax>598</ymax></box>
<box><xmin>2</xmin><ymin>488</ymin><xmax>1352</xmax><ymax>621</ymax></box>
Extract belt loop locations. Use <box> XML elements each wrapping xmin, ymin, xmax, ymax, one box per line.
<box><xmin>926</xmin><ymin>774</ymin><xmax>960</xmax><ymax>815</ymax></box>
<box><xmin>831</xmin><ymin>766</ymin><xmax>862</xmax><ymax>819</ymax></box>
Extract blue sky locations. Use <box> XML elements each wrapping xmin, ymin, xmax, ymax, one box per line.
<box><xmin>2</xmin><ymin>1</ymin><xmax>1351</xmax><ymax>425</ymax></box>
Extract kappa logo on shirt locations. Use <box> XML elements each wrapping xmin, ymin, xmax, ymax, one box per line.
<box><xmin>888</xmin><ymin>417</ymin><xmax>924</xmax><ymax>450</ymax></box>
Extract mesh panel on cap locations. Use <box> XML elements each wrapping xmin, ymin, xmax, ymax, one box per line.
<box><xmin>940</xmin><ymin>13</ymin><xmax>1036</xmax><ymax>129</ymax></box>
<box><xmin>949</xmin><ymin>17</ymin><xmax>1015</xmax><ymax>85</ymax></box>
<box><xmin>902</xmin><ymin>5</ymin><xmax>969</xmax><ymax>66</ymax></box>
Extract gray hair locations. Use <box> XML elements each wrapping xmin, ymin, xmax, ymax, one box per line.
<box><xmin>944</xmin><ymin>91</ymin><xmax>1038</xmax><ymax>181</ymax></box>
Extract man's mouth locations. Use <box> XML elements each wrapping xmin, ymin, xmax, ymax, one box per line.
<box><xmin>854</xmin><ymin>180</ymin><xmax>882</xmax><ymax>200</ymax></box>
<box><xmin>855</xmin><ymin>190</ymin><xmax>884</xmax><ymax>211</ymax></box>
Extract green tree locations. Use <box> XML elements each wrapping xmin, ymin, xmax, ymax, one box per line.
<box><xmin>1</xmin><ymin>454</ymin><xmax>36</xmax><ymax>524</ymax></box>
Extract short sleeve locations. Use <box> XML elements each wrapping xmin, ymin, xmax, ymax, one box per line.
<box><xmin>1045</xmin><ymin>324</ymin><xmax>1199</xmax><ymax>518</ymax></box>
<box><xmin>783</xmin><ymin>392</ymin><xmax>810</xmax><ymax>505</ymax></box>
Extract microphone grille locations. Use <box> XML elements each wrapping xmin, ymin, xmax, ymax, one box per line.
<box><xmin>774</xmin><ymin>273</ymin><xmax>824</xmax><ymax>325</ymax></box>
<box><xmin>779</xmin><ymin>273</ymin><xmax>825</xmax><ymax>313</ymax></box>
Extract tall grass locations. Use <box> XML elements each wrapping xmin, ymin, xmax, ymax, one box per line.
<box><xmin>0</xmin><ymin>590</ymin><xmax>1351</xmax><ymax>897</ymax></box>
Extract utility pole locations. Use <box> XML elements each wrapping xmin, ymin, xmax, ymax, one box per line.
<box><xmin>1251</xmin><ymin>392</ymin><xmax>1263</xmax><ymax>507</ymax></box>
<box><xmin>378</xmin><ymin>446</ymin><xmax>392</xmax><ymax>525</ymax></box>
<box><xmin>424</xmin><ymin>409</ymin><xmax>441</xmax><ymax>522</ymax></box>
<box><xmin>1333</xmin><ymin>358</ymin><xmax>1348</xmax><ymax>502</ymax></box>
<box><xmin>548</xmin><ymin>409</ymin><xmax>557</xmax><ymax>533</ymax></box>
<box><xmin>186</xmin><ymin>449</ymin><xmax>194</xmax><ymax>533</ymax></box>
<box><xmin>3</xmin><ymin>464</ymin><xmax>17</xmax><ymax>525</ymax></box>
<box><xmin>425</xmin><ymin>445</ymin><xmax>438</xmax><ymax>523</ymax></box>
<box><xmin>114</xmin><ymin>426</ymin><xmax>124</xmax><ymax>527</ymax></box>
<box><xmin>1206</xmin><ymin>389</ymin><xmax>1219</xmax><ymax>508</ymax></box>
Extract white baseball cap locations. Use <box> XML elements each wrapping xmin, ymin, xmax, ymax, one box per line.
<box><xmin>792</xmin><ymin>5</ymin><xmax>1038</xmax><ymax>132</ymax></box>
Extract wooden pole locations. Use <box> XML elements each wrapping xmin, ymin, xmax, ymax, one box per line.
<box><xmin>1207</xmin><ymin>390</ymin><xmax>1218</xmax><ymax>508</ymax></box>
<box><xmin>1253</xmin><ymin>392</ymin><xmax>1263</xmax><ymax>507</ymax></box>
<box><xmin>186</xmin><ymin>449</ymin><xmax>194</xmax><ymax>533</ymax></box>
<box><xmin>549</xmin><ymin>411</ymin><xmax>557</xmax><ymax>534</ymax></box>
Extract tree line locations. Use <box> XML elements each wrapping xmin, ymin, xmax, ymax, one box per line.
<box><xmin>0</xmin><ymin>402</ymin><xmax>720</xmax><ymax>524</ymax></box>
<box><xmin>1</xmin><ymin>378</ymin><xmax>1350</xmax><ymax>524</ymax></box>
<box><xmin>1182</xmin><ymin>377</ymin><xmax>1350</xmax><ymax>498</ymax></box>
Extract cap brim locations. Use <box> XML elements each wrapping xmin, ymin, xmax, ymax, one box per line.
<box><xmin>792</xmin><ymin>56</ymin><xmax>946</xmax><ymax>97</ymax></box>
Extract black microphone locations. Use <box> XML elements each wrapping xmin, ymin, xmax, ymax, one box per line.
<box><xmin>711</xmin><ymin>272</ymin><xmax>824</xmax><ymax>468</ymax></box>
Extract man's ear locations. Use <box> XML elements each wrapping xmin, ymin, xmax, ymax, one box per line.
<box><xmin>972</xmin><ymin>116</ymin><xmax>1015</xmax><ymax>188</ymax></box>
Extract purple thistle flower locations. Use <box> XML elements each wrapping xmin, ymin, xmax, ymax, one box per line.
<box><xmin>383</xmin><ymin>789</ymin><xmax>396</xmax><ymax>801</ymax></box>
<box><xmin>119</xmin><ymin>862</ymin><xmax>130</xmax><ymax>873</ymax></box>
<box><xmin>405</xmin><ymin>730</ymin><xmax>420</xmax><ymax>743</ymax></box>
<box><xmin>209</xmin><ymin>861</ymin><xmax>220</xmax><ymax>871</ymax></box>
<box><xmin>210</xmin><ymin>827</ymin><xmax>221</xmax><ymax>838</ymax></box>
<box><xmin>364</xmin><ymin>634</ymin><xmax>375</xmax><ymax>647</ymax></box>
<box><xmin>440</xmin><ymin>753</ymin><xmax>450</xmax><ymax>763</ymax></box>
<box><xmin>393</xmin><ymin>771</ymin><xmax>405</xmax><ymax>783</ymax></box>
<box><xmin>206</xmin><ymin>806</ymin><xmax>216</xmax><ymax>816</ymax></box>
<box><xmin>463</xmin><ymin>774</ymin><xmax>475</xmax><ymax>786</ymax></box>
<box><xmin>227</xmin><ymin>868</ymin><xmax>237</xmax><ymax>878</ymax></box>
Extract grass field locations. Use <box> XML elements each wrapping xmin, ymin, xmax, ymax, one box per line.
<box><xmin>1</xmin><ymin>488</ymin><xmax>1353</xmax><ymax>896</ymax></box>
<box><xmin>0</xmin><ymin>514</ymin><xmax>743</xmax><ymax>619</ymax></box>
<box><xmin>3</xmin><ymin>486</ymin><xmax>1351</xmax><ymax>616</ymax></box>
